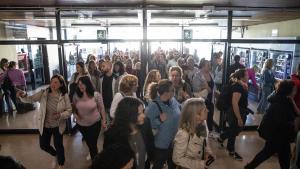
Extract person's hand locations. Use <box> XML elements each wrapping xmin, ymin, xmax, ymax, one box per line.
<box><xmin>52</xmin><ymin>112</ymin><xmax>61</xmax><ymax>120</ymax></box>
<box><xmin>101</xmin><ymin>120</ymin><xmax>107</xmax><ymax>129</ymax></box>
<box><xmin>160</xmin><ymin>113</ymin><xmax>167</xmax><ymax>122</ymax></box>
<box><xmin>73</xmin><ymin>114</ymin><xmax>80</xmax><ymax>122</ymax></box>
<box><xmin>237</xmin><ymin>118</ymin><xmax>244</xmax><ymax>127</ymax></box>
<box><xmin>16</xmin><ymin>90</ymin><xmax>26</xmax><ymax>98</ymax></box>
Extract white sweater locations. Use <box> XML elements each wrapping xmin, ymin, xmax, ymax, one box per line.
<box><xmin>110</xmin><ymin>92</ymin><xmax>137</xmax><ymax>118</ymax></box>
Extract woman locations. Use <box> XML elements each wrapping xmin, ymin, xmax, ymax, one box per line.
<box><xmin>125</xmin><ymin>59</ymin><xmax>135</xmax><ymax>75</ymax></box>
<box><xmin>143</xmin><ymin>70</ymin><xmax>161</xmax><ymax>102</ymax></box>
<box><xmin>0</xmin><ymin>58</ymin><xmax>13</xmax><ymax>113</ymax></box>
<box><xmin>113</xmin><ymin>61</ymin><xmax>127</xmax><ymax>95</ymax></box>
<box><xmin>213</xmin><ymin>55</ymin><xmax>223</xmax><ymax>91</ymax></box>
<box><xmin>7</xmin><ymin>61</ymin><xmax>26</xmax><ymax>90</ymax></box>
<box><xmin>192</xmin><ymin>59</ymin><xmax>215</xmax><ymax>133</ymax></box>
<box><xmin>173</xmin><ymin>98</ymin><xmax>213</xmax><ymax>169</ymax></box>
<box><xmin>257</xmin><ymin>59</ymin><xmax>276</xmax><ymax>114</ymax></box>
<box><xmin>110</xmin><ymin>74</ymin><xmax>138</xmax><ymax>118</ymax></box>
<box><xmin>17</xmin><ymin>75</ymin><xmax>72</xmax><ymax>169</ymax></box>
<box><xmin>245</xmin><ymin>80</ymin><xmax>297</xmax><ymax>169</ymax></box>
<box><xmin>104</xmin><ymin>97</ymin><xmax>154</xmax><ymax>169</ymax></box>
<box><xmin>69</xmin><ymin>62</ymin><xmax>90</xmax><ymax>100</ymax></box>
<box><xmin>88</xmin><ymin>60</ymin><xmax>102</xmax><ymax>92</ymax></box>
<box><xmin>218</xmin><ymin>69</ymin><xmax>249</xmax><ymax>161</ymax></box>
<box><xmin>134</xmin><ymin>62</ymin><xmax>142</xmax><ymax>98</ymax></box>
<box><xmin>91</xmin><ymin>144</ymin><xmax>135</xmax><ymax>169</ymax></box>
<box><xmin>73</xmin><ymin>76</ymin><xmax>107</xmax><ymax>160</ymax></box>
<box><xmin>98</xmin><ymin>59</ymin><xmax>105</xmax><ymax>74</ymax></box>
<box><xmin>169</xmin><ymin>66</ymin><xmax>192</xmax><ymax>103</ymax></box>
<box><xmin>145</xmin><ymin>79</ymin><xmax>181</xmax><ymax>169</ymax></box>
<box><xmin>4</xmin><ymin>61</ymin><xmax>24</xmax><ymax>112</ymax></box>
<box><xmin>86</xmin><ymin>54</ymin><xmax>96</xmax><ymax>65</ymax></box>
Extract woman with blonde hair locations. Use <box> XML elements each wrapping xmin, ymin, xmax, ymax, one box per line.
<box><xmin>110</xmin><ymin>74</ymin><xmax>139</xmax><ymax>118</ymax></box>
<box><xmin>173</xmin><ymin>98</ymin><xmax>213</xmax><ymax>169</ymax></box>
<box><xmin>143</xmin><ymin>70</ymin><xmax>161</xmax><ymax>101</ymax></box>
<box><xmin>257</xmin><ymin>59</ymin><xmax>276</xmax><ymax>114</ymax></box>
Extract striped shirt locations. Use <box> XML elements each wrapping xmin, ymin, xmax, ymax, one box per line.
<box><xmin>44</xmin><ymin>95</ymin><xmax>60</xmax><ymax>128</ymax></box>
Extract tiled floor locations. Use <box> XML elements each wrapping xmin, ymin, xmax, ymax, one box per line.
<box><xmin>0</xmin><ymin>132</ymin><xmax>281</xmax><ymax>169</ymax></box>
<box><xmin>0</xmin><ymin>86</ymin><xmax>47</xmax><ymax>130</ymax></box>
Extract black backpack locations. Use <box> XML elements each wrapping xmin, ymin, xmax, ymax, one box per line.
<box><xmin>216</xmin><ymin>84</ymin><xmax>232</xmax><ymax>111</ymax></box>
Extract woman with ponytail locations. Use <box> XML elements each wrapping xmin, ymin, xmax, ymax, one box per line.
<box><xmin>218</xmin><ymin>69</ymin><xmax>249</xmax><ymax>161</ymax></box>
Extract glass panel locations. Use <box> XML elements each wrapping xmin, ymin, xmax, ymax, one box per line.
<box><xmin>61</xmin><ymin>10</ymin><xmax>142</xmax><ymax>40</ymax></box>
<box><xmin>147</xmin><ymin>10</ymin><xmax>227</xmax><ymax>39</ymax></box>
<box><xmin>232</xmin><ymin>11</ymin><xmax>300</xmax><ymax>39</ymax></box>
<box><xmin>0</xmin><ymin>11</ymin><xmax>56</xmax><ymax>40</ymax></box>
<box><xmin>230</xmin><ymin>43</ymin><xmax>298</xmax><ymax>127</ymax></box>
<box><xmin>0</xmin><ymin>44</ymin><xmax>59</xmax><ymax>130</ymax></box>
<box><xmin>64</xmin><ymin>43</ymin><xmax>108</xmax><ymax>81</ymax></box>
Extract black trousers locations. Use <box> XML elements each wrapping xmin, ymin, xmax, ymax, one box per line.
<box><xmin>245</xmin><ymin>140</ymin><xmax>291</xmax><ymax>169</ymax></box>
<box><xmin>39</xmin><ymin>127</ymin><xmax>65</xmax><ymax>165</ymax></box>
<box><xmin>220</xmin><ymin>111</ymin><xmax>247</xmax><ymax>152</ymax></box>
<box><xmin>152</xmin><ymin>145</ymin><xmax>175</xmax><ymax>169</ymax></box>
<box><xmin>205</xmin><ymin>100</ymin><xmax>214</xmax><ymax>131</ymax></box>
<box><xmin>77</xmin><ymin>120</ymin><xmax>101</xmax><ymax>160</ymax></box>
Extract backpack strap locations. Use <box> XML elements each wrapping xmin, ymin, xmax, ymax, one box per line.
<box><xmin>153</xmin><ymin>100</ymin><xmax>163</xmax><ymax>115</ymax></box>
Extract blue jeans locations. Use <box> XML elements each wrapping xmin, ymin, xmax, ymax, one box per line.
<box><xmin>257</xmin><ymin>86</ymin><xmax>273</xmax><ymax>113</ymax></box>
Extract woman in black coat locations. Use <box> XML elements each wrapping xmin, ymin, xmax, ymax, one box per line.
<box><xmin>103</xmin><ymin>97</ymin><xmax>154</xmax><ymax>169</ymax></box>
<box><xmin>245</xmin><ymin>80</ymin><xmax>298</xmax><ymax>169</ymax></box>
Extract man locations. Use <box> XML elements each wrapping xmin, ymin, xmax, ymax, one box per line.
<box><xmin>145</xmin><ymin>79</ymin><xmax>181</xmax><ymax>169</ymax></box>
<box><xmin>100</xmin><ymin>61</ymin><xmax>115</xmax><ymax>122</ymax></box>
<box><xmin>228</xmin><ymin>55</ymin><xmax>245</xmax><ymax>78</ymax></box>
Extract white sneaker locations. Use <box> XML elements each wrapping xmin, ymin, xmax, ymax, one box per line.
<box><xmin>86</xmin><ymin>154</ymin><xmax>91</xmax><ymax>161</ymax></box>
<box><xmin>208</xmin><ymin>131</ymin><xmax>219</xmax><ymax>139</ymax></box>
<box><xmin>58</xmin><ymin>165</ymin><xmax>64</xmax><ymax>169</ymax></box>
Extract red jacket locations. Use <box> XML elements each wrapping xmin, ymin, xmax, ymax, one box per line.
<box><xmin>291</xmin><ymin>74</ymin><xmax>300</xmax><ymax>109</ymax></box>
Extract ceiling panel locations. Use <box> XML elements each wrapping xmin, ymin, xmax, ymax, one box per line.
<box><xmin>0</xmin><ymin>0</ymin><xmax>299</xmax><ymax>8</ymax></box>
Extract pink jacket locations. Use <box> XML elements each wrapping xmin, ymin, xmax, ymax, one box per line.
<box><xmin>247</xmin><ymin>68</ymin><xmax>257</xmax><ymax>89</ymax></box>
<box><xmin>8</xmin><ymin>69</ymin><xmax>26</xmax><ymax>86</ymax></box>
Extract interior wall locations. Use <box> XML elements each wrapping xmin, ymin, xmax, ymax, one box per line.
<box><xmin>0</xmin><ymin>22</ymin><xmax>17</xmax><ymax>62</ymax></box>
<box><xmin>244</xmin><ymin>19</ymin><xmax>300</xmax><ymax>38</ymax></box>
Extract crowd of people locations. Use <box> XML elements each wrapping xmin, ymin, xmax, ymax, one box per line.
<box><xmin>1</xmin><ymin>47</ymin><xmax>300</xmax><ymax>169</ymax></box>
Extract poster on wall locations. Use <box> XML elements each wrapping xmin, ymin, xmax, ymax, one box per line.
<box><xmin>97</xmin><ymin>30</ymin><xmax>106</xmax><ymax>40</ymax></box>
<box><xmin>183</xmin><ymin>30</ymin><xmax>193</xmax><ymax>40</ymax></box>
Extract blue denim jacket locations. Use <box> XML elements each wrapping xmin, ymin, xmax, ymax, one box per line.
<box><xmin>262</xmin><ymin>69</ymin><xmax>275</xmax><ymax>88</ymax></box>
<box><xmin>145</xmin><ymin>97</ymin><xmax>181</xmax><ymax>149</ymax></box>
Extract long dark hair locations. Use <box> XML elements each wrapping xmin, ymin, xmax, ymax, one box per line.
<box><xmin>0</xmin><ymin>58</ymin><xmax>8</xmax><ymax>70</ymax></box>
<box><xmin>8</xmin><ymin>61</ymin><xmax>17</xmax><ymax>69</ymax></box>
<box><xmin>113</xmin><ymin>61</ymin><xmax>125</xmax><ymax>76</ymax></box>
<box><xmin>111</xmin><ymin>97</ymin><xmax>144</xmax><ymax>137</ymax></box>
<box><xmin>76</xmin><ymin>61</ymin><xmax>88</xmax><ymax>74</ymax></box>
<box><xmin>76</xmin><ymin>76</ymin><xmax>95</xmax><ymax>98</ymax></box>
<box><xmin>48</xmin><ymin>74</ymin><xmax>68</xmax><ymax>95</ymax></box>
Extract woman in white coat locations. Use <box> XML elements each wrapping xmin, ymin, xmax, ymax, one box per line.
<box><xmin>173</xmin><ymin>98</ymin><xmax>213</xmax><ymax>169</ymax></box>
<box><xmin>17</xmin><ymin>74</ymin><xmax>72</xmax><ymax>169</ymax></box>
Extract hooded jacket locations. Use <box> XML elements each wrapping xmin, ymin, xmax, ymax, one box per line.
<box><xmin>258</xmin><ymin>92</ymin><xmax>296</xmax><ymax>142</ymax></box>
